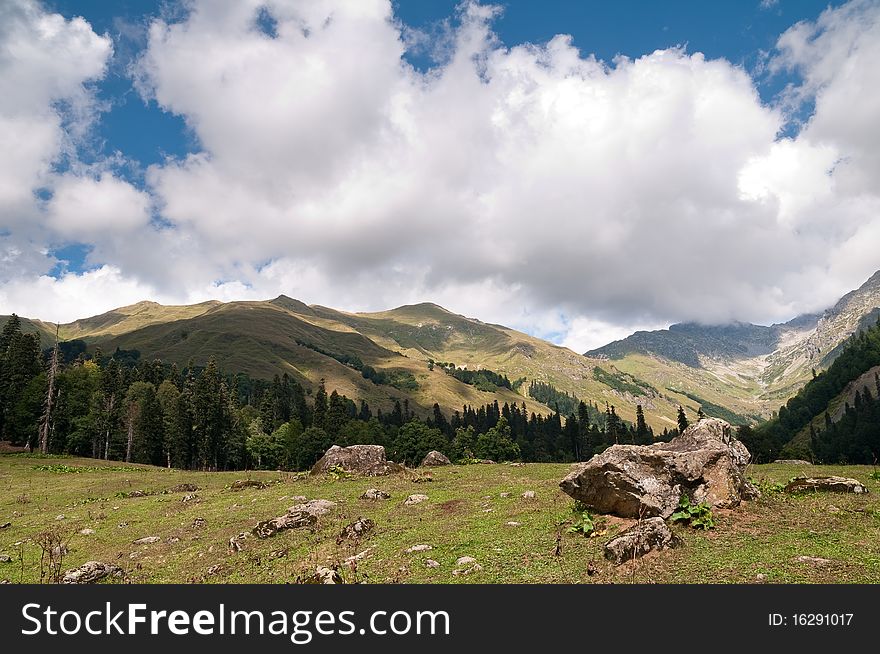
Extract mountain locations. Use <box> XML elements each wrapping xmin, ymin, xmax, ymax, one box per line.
<box><xmin>4</xmin><ymin>270</ymin><xmax>878</xmax><ymax>430</ymax></box>
<box><xmin>585</xmin><ymin>270</ymin><xmax>880</xmax><ymax>421</ymax></box>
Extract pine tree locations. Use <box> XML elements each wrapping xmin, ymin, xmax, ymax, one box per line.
<box><xmin>677</xmin><ymin>406</ymin><xmax>689</xmax><ymax>434</ymax></box>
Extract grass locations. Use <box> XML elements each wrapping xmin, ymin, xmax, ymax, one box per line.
<box><xmin>2</xmin><ymin>455</ymin><xmax>879</xmax><ymax>584</ymax></box>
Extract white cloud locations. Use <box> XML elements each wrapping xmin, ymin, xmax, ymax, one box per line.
<box><xmin>3</xmin><ymin>0</ymin><xmax>880</xmax><ymax>354</ymax></box>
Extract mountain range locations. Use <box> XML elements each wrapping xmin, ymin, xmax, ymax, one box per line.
<box><xmin>5</xmin><ymin>269</ymin><xmax>880</xmax><ymax>431</ymax></box>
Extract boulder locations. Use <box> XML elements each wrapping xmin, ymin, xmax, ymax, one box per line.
<box><xmin>252</xmin><ymin>511</ymin><xmax>316</xmax><ymax>539</ymax></box>
<box><xmin>167</xmin><ymin>483</ymin><xmax>198</xmax><ymax>493</ymax></box>
<box><xmin>62</xmin><ymin>561</ymin><xmax>124</xmax><ymax>584</ymax></box>
<box><xmin>404</xmin><ymin>494</ymin><xmax>428</xmax><ymax>506</ymax></box>
<box><xmin>311</xmin><ymin>444</ymin><xmax>403</xmax><ymax>476</ymax></box>
<box><xmin>288</xmin><ymin>499</ymin><xmax>336</xmax><ymax>517</ymax></box>
<box><xmin>774</xmin><ymin>459</ymin><xmax>812</xmax><ymax>465</ymax></box>
<box><xmin>231</xmin><ymin>479</ymin><xmax>269</xmax><ymax>491</ymax></box>
<box><xmin>559</xmin><ymin>418</ymin><xmax>758</xmax><ymax>519</ymax></box>
<box><xmin>603</xmin><ymin>517</ymin><xmax>680</xmax><ymax>564</ymax></box>
<box><xmin>784</xmin><ymin>476</ymin><xmax>868</xmax><ymax>495</ymax></box>
<box><xmin>337</xmin><ymin>518</ymin><xmax>375</xmax><ymax>543</ymax></box>
<box><xmin>420</xmin><ymin>450</ymin><xmax>451</xmax><ymax>467</ymax></box>
<box><xmin>132</xmin><ymin>536</ymin><xmax>160</xmax><ymax>545</ymax></box>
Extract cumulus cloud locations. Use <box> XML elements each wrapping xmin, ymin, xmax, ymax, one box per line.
<box><xmin>3</xmin><ymin>0</ymin><xmax>880</xmax><ymax>353</ymax></box>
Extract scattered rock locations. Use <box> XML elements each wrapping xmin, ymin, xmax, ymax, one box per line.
<box><xmin>561</xmin><ymin>418</ymin><xmax>758</xmax><ymax>519</ymax></box>
<box><xmin>404</xmin><ymin>494</ymin><xmax>428</xmax><ymax>506</ymax></box>
<box><xmin>62</xmin><ymin>561</ymin><xmax>124</xmax><ymax>584</ymax></box>
<box><xmin>311</xmin><ymin>444</ymin><xmax>403</xmax><ymax>476</ymax></box>
<box><xmin>79</xmin><ymin>528</ymin><xmax>95</xmax><ymax>535</ymax></box>
<box><xmin>521</xmin><ymin>491</ymin><xmax>536</xmax><ymax>499</ymax></box>
<box><xmin>231</xmin><ymin>479</ymin><xmax>269</xmax><ymax>491</ymax></box>
<box><xmin>452</xmin><ymin>563</ymin><xmax>482</xmax><ymax>576</ymax></box>
<box><xmin>410</xmin><ymin>472</ymin><xmax>433</xmax><ymax>483</ymax></box>
<box><xmin>828</xmin><ymin>505</ymin><xmax>841</xmax><ymax>514</ymax></box>
<box><xmin>774</xmin><ymin>459</ymin><xmax>812</xmax><ymax>465</ymax></box>
<box><xmin>132</xmin><ymin>536</ymin><xmax>160</xmax><ymax>545</ymax></box>
<box><xmin>55</xmin><ymin>514</ymin><xmax>65</xmax><ymax>521</ymax></box>
<box><xmin>302</xmin><ymin>566</ymin><xmax>344</xmax><ymax>584</ymax></box>
<box><xmin>166</xmin><ymin>536</ymin><xmax>180</xmax><ymax>544</ymax></box>
<box><xmin>508</xmin><ymin>462</ymin><xmax>525</xmax><ymax>467</ymax></box>
<box><xmin>181</xmin><ymin>493</ymin><xmax>199</xmax><ymax>503</ymax></box>
<box><xmin>117</xmin><ymin>522</ymin><xmax>128</xmax><ymax>528</ymax></box>
<box><xmin>191</xmin><ymin>517</ymin><xmax>207</xmax><ymax>529</ymax></box>
<box><xmin>206</xmin><ymin>564</ymin><xmax>222</xmax><ymax>576</ymax></box>
<box><xmin>406</xmin><ymin>544</ymin><xmax>433</xmax><ymax>553</ymax></box>
<box><xmin>477</xmin><ymin>459</ymin><xmax>496</xmax><ymax>465</ymax></box>
<box><xmin>269</xmin><ymin>548</ymin><xmax>289</xmax><ymax>560</ymax></box>
<box><xmin>0</xmin><ymin>522</ymin><xmax>10</xmax><ymax>529</ymax></box>
<box><xmin>252</xmin><ymin>511</ymin><xmax>317</xmax><ymax>539</ymax></box>
<box><xmin>420</xmin><ymin>450</ymin><xmax>451</xmax><ymax>467</ymax></box>
<box><xmin>288</xmin><ymin>499</ymin><xmax>336</xmax><ymax>517</ymax></box>
<box><xmin>784</xmin><ymin>476</ymin><xmax>868</xmax><ymax>495</ymax></box>
<box><xmin>425</xmin><ymin>559</ymin><xmax>440</xmax><ymax>568</ymax></box>
<box><xmin>506</xmin><ymin>521</ymin><xmax>521</xmax><ymax>527</ymax></box>
<box><xmin>344</xmin><ymin>547</ymin><xmax>374</xmax><ymax>564</ymax></box>
<box><xmin>0</xmin><ymin>555</ymin><xmax>12</xmax><ymax>563</ymax></box>
<box><xmin>499</xmin><ymin>492</ymin><xmax>511</xmax><ymax>498</ymax></box>
<box><xmin>456</xmin><ymin>556</ymin><xmax>476</xmax><ymax>566</ymax></box>
<box><xmin>127</xmin><ymin>490</ymin><xmax>147</xmax><ymax>498</ymax></box>
<box><xmin>289</xmin><ymin>495</ymin><xmax>308</xmax><ymax>502</ymax></box>
<box><xmin>337</xmin><ymin>518</ymin><xmax>375</xmax><ymax>543</ymax></box>
<box><xmin>603</xmin><ymin>517</ymin><xmax>680</xmax><ymax>565</ymax></box>
<box><xmin>756</xmin><ymin>573</ymin><xmax>767</xmax><ymax>583</ymax></box>
<box><xmin>167</xmin><ymin>483</ymin><xmax>198</xmax><ymax>493</ymax></box>
<box><xmin>360</xmin><ymin>488</ymin><xmax>391</xmax><ymax>500</ymax></box>
<box><xmin>796</xmin><ymin>556</ymin><xmax>833</xmax><ymax>565</ymax></box>
<box><xmin>228</xmin><ymin>532</ymin><xmax>249</xmax><ymax>552</ymax></box>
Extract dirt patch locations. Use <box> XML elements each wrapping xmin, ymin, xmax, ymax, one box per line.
<box><xmin>439</xmin><ymin>499</ymin><xmax>465</xmax><ymax>514</ymax></box>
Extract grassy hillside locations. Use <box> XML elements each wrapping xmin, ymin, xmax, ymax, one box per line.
<box><xmin>1</xmin><ymin>454</ymin><xmax>878</xmax><ymax>584</ymax></box>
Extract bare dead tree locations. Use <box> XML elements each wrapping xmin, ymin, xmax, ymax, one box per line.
<box><xmin>38</xmin><ymin>325</ymin><xmax>60</xmax><ymax>455</ymax></box>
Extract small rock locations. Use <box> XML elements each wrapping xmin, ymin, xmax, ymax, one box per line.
<box><xmin>117</xmin><ymin>522</ymin><xmax>128</xmax><ymax>528</ymax></box>
<box><xmin>404</xmin><ymin>494</ymin><xmax>428</xmax><ymax>506</ymax></box>
<box><xmin>784</xmin><ymin>476</ymin><xmax>868</xmax><ymax>495</ymax></box>
<box><xmin>773</xmin><ymin>459</ymin><xmax>812</xmax><ymax>465</ymax></box>
<box><xmin>456</xmin><ymin>556</ymin><xmax>476</xmax><ymax>566</ymax></box>
<box><xmin>509</xmin><ymin>462</ymin><xmax>525</xmax><ymax>467</ymax></box>
<box><xmin>289</xmin><ymin>495</ymin><xmax>308</xmax><ymax>502</ymax></box>
<box><xmin>206</xmin><ymin>564</ymin><xmax>222</xmax><ymax>576</ymax></box>
<box><xmin>132</xmin><ymin>536</ymin><xmax>160</xmax><ymax>545</ymax></box>
<box><xmin>828</xmin><ymin>505</ymin><xmax>841</xmax><ymax>514</ymax></box>
<box><xmin>406</xmin><ymin>544</ymin><xmax>433</xmax><ymax>553</ymax></box>
<box><xmin>452</xmin><ymin>564</ymin><xmax>482</xmax><ymax>576</ymax></box>
<box><xmin>499</xmin><ymin>492</ymin><xmax>511</xmax><ymax>498</ymax></box>
<box><xmin>191</xmin><ymin>517</ymin><xmax>207</xmax><ymax>529</ymax></box>
<box><xmin>506</xmin><ymin>521</ymin><xmax>520</xmax><ymax>527</ymax></box>
<box><xmin>521</xmin><ymin>491</ymin><xmax>536</xmax><ymax>499</ymax></box>
<box><xmin>756</xmin><ymin>573</ymin><xmax>767</xmax><ymax>582</ymax></box>
<box><xmin>305</xmin><ymin>566</ymin><xmax>343</xmax><ymax>584</ymax></box>
<box><xmin>181</xmin><ymin>493</ymin><xmax>199</xmax><ymax>503</ymax></box>
<box><xmin>795</xmin><ymin>556</ymin><xmax>833</xmax><ymax>565</ymax></box>
<box><xmin>0</xmin><ymin>522</ymin><xmax>10</xmax><ymax>529</ymax></box>
<box><xmin>0</xmin><ymin>555</ymin><xmax>12</xmax><ymax>563</ymax></box>
<box><xmin>231</xmin><ymin>479</ymin><xmax>269</xmax><ymax>491</ymax></box>
<box><xmin>228</xmin><ymin>532</ymin><xmax>249</xmax><ymax>552</ymax></box>
<box><xmin>337</xmin><ymin>518</ymin><xmax>375</xmax><ymax>543</ymax></box>
<box><xmin>128</xmin><ymin>490</ymin><xmax>147</xmax><ymax>498</ymax></box>
<box><xmin>482</xmin><ymin>509</ymin><xmax>493</xmax><ymax>513</ymax></box>
<box><xmin>344</xmin><ymin>547</ymin><xmax>374</xmax><ymax>564</ymax></box>
<box><xmin>167</xmin><ymin>483</ymin><xmax>198</xmax><ymax>493</ymax></box>
<box><xmin>55</xmin><ymin>514</ymin><xmax>65</xmax><ymax>521</ymax></box>
<box><xmin>269</xmin><ymin>548</ymin><xmax>289</xmax><ymax>559</ymax></box>
<box><xmin>166</xmin><ymin>536</ymin><xmax>180</xmax><ymax>544</ymax></box>
<box><xmin>62</xmin><ymin>561</ymin><xmax>124</xmax><ymax>584</ymax></box>
<box><xmin>425</xmin><ymin>559</ymin><xmax>440</xmax><ymax>568</ymax></box>
<box><xmin>603</xmin><ymin>517</ymin><xmax>680</xmax><ymax>565</ymax></box>
<box><xmin>360</xmin><ymin>489</ymin><xmax>391</xmax><ymax>500</ymax></box>
<box><xmin>79</xmin><ymin>528</ymin><xmax>95</xmax><ymax>535</ymax></box>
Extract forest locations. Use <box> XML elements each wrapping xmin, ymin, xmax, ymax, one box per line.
<box><xmin>0</xmin><ymin>314</ymin><xmax>668</xmax><ymax>471</ymax></box>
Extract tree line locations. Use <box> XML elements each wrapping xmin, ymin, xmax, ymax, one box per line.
<box><xmin>1</xmin><ymin>314</ymin><xmax>683</xmax><ymax>471</ymax></box>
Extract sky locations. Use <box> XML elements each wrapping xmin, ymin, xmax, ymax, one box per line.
<box><xmin>1</xmin><ymin>0</ymin><xmax>879</xmax><ymax>352</ymax></box>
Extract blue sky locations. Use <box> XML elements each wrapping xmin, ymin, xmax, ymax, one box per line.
<box><xmin>2</xmin><ymin>0</ymin><xmax>878</xmax><ymax>351</ymax></box>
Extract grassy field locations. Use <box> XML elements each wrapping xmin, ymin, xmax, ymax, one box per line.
<box><xmin>1</xmin><ymin>454</ymin><xmax>879</xmax><ymax>584</ymax></box>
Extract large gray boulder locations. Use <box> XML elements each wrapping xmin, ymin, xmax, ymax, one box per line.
<box><xmin>603</xmin><ymin>517</ymin><xmax>680</xmax><ymax>564</ymax></box>
<box><xmin>311</xmin><ymin>445</ymin><xmax>403</xmax><ymax>476</ymax></box>
<box><xmin>420</xmin><ymin>450</ymin><xmax>451</xmax><ymax>467</ymax></box>
<box><xmin>62</xmin><ymin>561</ymin><xmax>124</xmax><ymax>584</ymax></box>
<box><xmin>560</xmin><ymin>418</ymin><xmax>758</xmax><ymax>519</ymax></box>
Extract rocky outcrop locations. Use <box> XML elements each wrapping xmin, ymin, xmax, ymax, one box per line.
<box><xmin>420</xmin><ymin>450</ymin><xmax>451</xmax><ymax>467</ymax></box>
<box><xmin>560</xmin><ymin>418</ymin><xmax>758</xmax><ymax>519</ymax></box>
<box><xmin>360</xmin><ymin>488</ymin><xmax>391</xmax><ymax>500</ymax></box>
<box><xmin>603</xmin><ymin>518</ymin><xmax>680</xmax><ymax>564</ymax></box>
<box><xmin>311</xmin><ymin>445</ymin><xmax>403</xmax><ymax>476</ymax></box>
<box><xmin>62</xmin><ymin>561</ymin><xmax>124</xmax><ymax>584</ymax></box>
<box><xmin>252</xmin><ymin>511</ymin><xmax>317</xmax><ymax>539</ymax></box>
<box><xmin>784</xmin><ymin>476</ymin><xmax>868</xmax><ymax>494</ymax></box>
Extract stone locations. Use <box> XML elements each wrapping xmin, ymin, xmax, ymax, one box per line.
<box><xmin>420</xmin><ymin>450</ymin><xmax>452</xmax><ymax>467</ymax></box>
<box><xmin>231</xmin><ymin>479</ymin><xmax>269</xmax><ymax>491</ymax></box>
<box><xmin>0</xmin><ymin>555</ymin><xmax>11</xmax><ymax>563</ymax></box>
<box><xmin>206</xmin><ymin>565</ymin><xmax>222</xmax><ymax>576</ymax></box>
<box><xmin>756</xmin><ymin>573</ymin><xmax>767</xmax><ymax>583</ymax></box>
<box><xmin>79</xmin><ymin>528</ymin><xmax>95</xmax><ymax>535</ymax></box>
<box><xmin>406</xmin><ymin>544</ymin><xmax>433</xmax><ymax>553</ymax></box>
<box><xmin>560</xmin><ymin>418</ymin><xmax>758</xmax><ymax>519</ymax></box>
<box><xmin>452</xmin><ymin>563</ymin><xmax>482</xmax><ymax>576</ymax></box>
<box><xmin>228</xmin><ymin>532</ymin><xmax>249</xmax><ymax>552</ymax></box>
<box><xmin>506</xmin><ymin>521</ymin><xmax>521</xmax><ymax>527</ymax></box>
<box><xmin>344</xmin><ymin>548</ymin><xmax>374</xmax><ymax>564</ymax></box>
<box><xmin>360</xmin><ymin>488</ymin><xmax>391</xmax><ymax>500</ymax></box>
<box><xmin>191</xmin><ymin>517</ymin><xmax>207</xmax><ymax>529</ymax></box>
<box><xmin>796</xmin><ymin>555</ymin><xmax>833</xmax><ymax>565</ymax></box>
<box><xmin>132</xmin><ymin>536</ymin><xmax>160</xmax><ymax>545</ymax></box>
<box><xmin>425</xmin><ymin>559</ymin><xmax>440</xmax><ymax>568</ymax></box>
<box><xmin>521</xmin><ymin>491</ymin><xmax>536</xmax><ymax>499</ymax></box>
<box><xmin>181</xmin><ymin>493</ymin><xmax>199</xmax><ymax>503</ymax></box>
<box><xmin>784</xmin><ymin>476</ymin><xmax>868</xmax><ymax>495</ymax></box>
<box><xmin>252</xmin><ymin>511</ymin><xmax>317</xmax><ymax>539</ymax></box>
<box><xmin>288</xmin><ymin>499</ymin><xmax>336</xmax><ymax>517</ymax></box>
<box><xmin>300</xmin><ymin>566</ymin><xmax>343</xmax><ymax>584</ymax></box>
<box><xmin>499</xmin><ymin>492</ymin><xmax>511</xmax><ymax>498</ymax></box>
<box><xmin>289</xmin><ymin>495</ymin><xmax>308</xmax><ymax>502</ymax></box>
<box><xmin>404</xmin><ymin>494</ymin><xmax>428</xmax><ymax>506</ymax></box>
<box><xmin>62</xmin><ymin>561</ymin><xmax>124</xmax><ymax>584</ymax></box>
<box><xmin>55</xmin><ymin>514</ymin><xmax>65</xmax><ymax>521</ymax></box>
<box><xmin>167</xmin><ymin>483</ymin><xmax>198</xmax><ymax>493</ymax></box>
<box><xmin>603</xmin><ymin>517</ymin><xmax>680</xmax><ymax>564</ymax></box>
<box><xmin>0</xmin><ymin>522</ymin><xmax>10</xmax><ymax>529</ymax></box>
<box><xmin>337</xmin><ymin>518</ymin><xmax>375</xmax><ymax>543</ymax></box>
<box><xmin>127</xmin><ymin>490</ymin><xmax>147</xmax><ymax>498</ymax></box>
<box><xmin>311</xmin><ymin>444</ymin><xmax>403</xmax><ymax>476</ymax></box>
<box><xmin>456</xmin><ymin>556</ymin><xmax>476</xmax><ymax>566</ymax></box>
<box><xmin>509</xmin><ymin>462</ymin><xmax>525</xmax><ymax>467</ymax></box>
<box><xmin>773</xmin><ymin>459</ymin><xmax>812</xmax><ymax>465</ymax></box>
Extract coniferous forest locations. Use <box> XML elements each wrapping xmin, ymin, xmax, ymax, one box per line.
<box><xmin>0</xmin><ymin>314</ymin><xmax>666</xmax><ymax>471</ymax></box>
